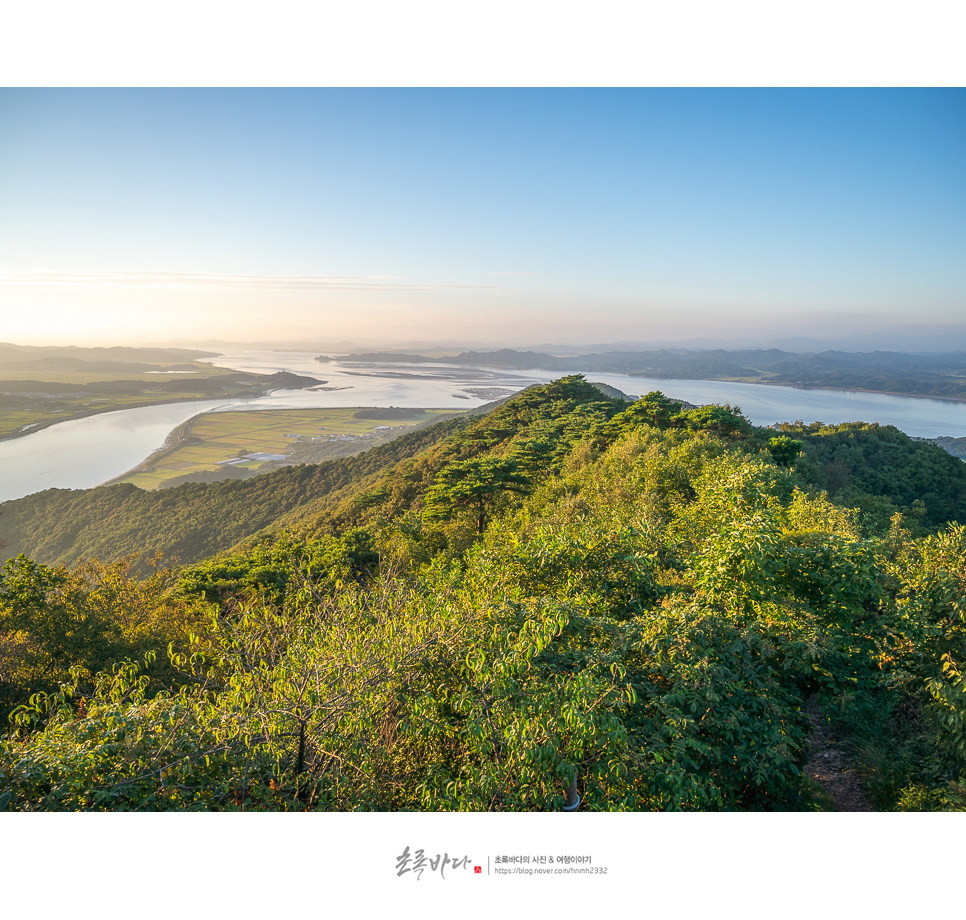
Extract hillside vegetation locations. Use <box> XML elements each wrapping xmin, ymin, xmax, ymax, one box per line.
<box><xmin>0</xmin><ymin>416</ymin><xmax>470</xmax><ymax>568</ymax></box>
<box><xmin>1</xmin><ymin>377</ymin><xmax>964</xmax><ymax>811</ymax></box>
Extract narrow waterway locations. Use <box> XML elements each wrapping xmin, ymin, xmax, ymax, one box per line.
<box><xmin>0</xmin><ymin>398</ymin><xmax>251</xmax><ymax>502</ymax></box>
<box><xmin>1</xmin><ymin>349</ymin><xmax>965</xmax><ymax>503</ymax></box>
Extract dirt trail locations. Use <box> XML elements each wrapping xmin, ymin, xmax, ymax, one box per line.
<box><xmin>804</xmin><ymin>695</ymin><xmax>872</xmax><ymax>812</ymax></box>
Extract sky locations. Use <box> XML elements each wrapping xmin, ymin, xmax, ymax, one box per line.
<box><xmin>1</xmin><ymin>87</ymin><xmax>964</xmax><ymax>349</ymax></box>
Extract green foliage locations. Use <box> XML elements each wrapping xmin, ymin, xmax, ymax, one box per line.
<box><xmin>927</xmin><ymin>655</ymin><xmax>966</xmax><ymax>762</ymax></box>
<box><xmin>0</xmin><ymin>553</ymin><xmax>207</xmax><ymax>722</ymax></box>
<box><xmin>680</xmin><ymin>404</ymin><xmax>754</xmax><ymax>439</ymax></box>
<box><xmin>767</xmin><ymin>435</ymin><xmax>803</xmax><ymax>467</ymax></box>
<box><xmin>612</xmin><ymin>391</ymin><xmax>689</xmax><ymax>431</ymax></box>
<box><xmin>628</xmin><ymin>601</ymin><xmax>812</xmax><ymax>810</ymax></box>
<box><xmin>481</xmin><ymin>522</ymin><xmax>660</xmax><ymax>617</ymax></box>
<box><xmin>424</xmin><ymin>457</ymin><xmax>532</xmax><ymax>534</ymax></box>
<box><xmin>0</xmin><ymin>555</ymin><xmax>117</xmax><ymax>712</ymax></box>
<box><xmin>783</xmin><ymin>421</ymin><xmax>966</xmax><ymax>532</ymax></box>
<box><xmin>175</xmin><ymin>530</ymin><xmax>378</xmax><ymax>606</ymax></box>
<box><xmin>5</xmin><ymin>379</ymin><xmax>966</xmax><ymax>811</ymax></box>
<box><xmin>605</xmin><ymin>392</ymin><xmax>753</xmax><ymax>442</ymax></box>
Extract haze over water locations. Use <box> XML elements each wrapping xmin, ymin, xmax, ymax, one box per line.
<box><xmin>1</xmin><ymin>349</ymin><xmax>965</xmax><ymax>504</ymax></box>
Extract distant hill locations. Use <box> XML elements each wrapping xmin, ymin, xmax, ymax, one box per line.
<box><xmin>328</xmin><ymin>347</ymin><xmax>966</xmax><ymax>401</ymax></box>
<box><xmin>935</xmin><ymin>436</ymin><xmax>966</xmax><ymax>460</ymax></box>
<box><xmin>777</xmin><ymin>421</ymin><xmax>966</xmax><ymax>531</ymax></box>
<box><xmin>0</xmin><ymin>343</ymin><xmax>218</xmax><ymax>368</ymax></box>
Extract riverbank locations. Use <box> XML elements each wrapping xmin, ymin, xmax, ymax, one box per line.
<box><xmin>0</xmin><ymin>393</ymin><xmax>229</xmax><ymax>444</ymax></box>
<box><xmin>101</xmin><ymin>414</ymin><xmax>203</xmax><ymax>487</ymax></box>
<box><xmin>0</xmin><ymin>371</ymin><xmax>323</xmax><ymax>443</ymax></box>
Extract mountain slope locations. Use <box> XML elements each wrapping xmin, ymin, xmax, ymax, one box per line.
<box><xmin>4</xmin><ymin>377</ymin><xmax>966</xmax><ymax>571</ymax></box>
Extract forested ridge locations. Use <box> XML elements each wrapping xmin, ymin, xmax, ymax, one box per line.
<box><xmin>1</xmin><ymin>377</ymin><xmax>964</xmax><ymax>811</ymax></box>
<box><xmin>0</xmin><ymin>416</ymin><xmax>470</xmax><ymax>567</ymax></box>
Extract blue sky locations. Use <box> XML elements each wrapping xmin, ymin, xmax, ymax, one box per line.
<box><xmin>1</xmin><ymin>88</ymin><xmax>963</xmax><ymax>346</ymax></box>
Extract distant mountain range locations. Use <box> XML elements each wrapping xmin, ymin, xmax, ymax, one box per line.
<box><xmin>323</xmin><ymin>347</ymin><xmax>966</xmax><ymax>402</ymax></box>
<box><xmin>0</xmin><ymin>343</ymin><xmax>217</xmax><ymax>368</ymax></box>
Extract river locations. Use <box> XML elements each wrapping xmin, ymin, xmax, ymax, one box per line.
<box><xmin>1</xmin><ymin>348</ymin><xmax>965</xmax><ymax>503</ymax></box>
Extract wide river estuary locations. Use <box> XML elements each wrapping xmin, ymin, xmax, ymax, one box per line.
<box><xmin>2</xmin><ymin>348</ymin><xmax>965</xmax><ymax>503</ymax></box>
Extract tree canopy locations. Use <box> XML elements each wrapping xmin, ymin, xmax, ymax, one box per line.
<box><xmin>2</xmin><ymin>378</ymin><xmax>965</xmax><ymax>812</ymax></box>
<box><xmin>424</xmin><ymin>457</ymin><xmax>532</xmax><ymax>533</ymax></box>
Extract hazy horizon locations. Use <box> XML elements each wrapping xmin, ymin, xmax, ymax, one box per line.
<box><xmin>2</xmin><ymin>88</ymin><xmax>964</xmax><ymax>349</ymax></box>
<box><xmin>8</xmin><ymin>326</ymin><xmax>966</xmax><ymax>357</ymax></box>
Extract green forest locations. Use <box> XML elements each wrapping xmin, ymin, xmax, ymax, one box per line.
<box><xmin>1</xmin><ymin>376</ymin><xmax>965</xmax><ymax>811</ymax></box>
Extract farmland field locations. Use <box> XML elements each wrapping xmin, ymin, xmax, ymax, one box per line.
<box><xmin>115</xmin><ymin>407</ymin><xmax>460</xmax><ymax>489</ymax></box>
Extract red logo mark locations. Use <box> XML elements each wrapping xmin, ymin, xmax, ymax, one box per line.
<box><xmin>474</xmin><ymin>866</ymin><xmax>482</xmax><ymax>874</ymax></box>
